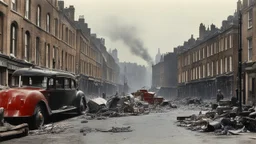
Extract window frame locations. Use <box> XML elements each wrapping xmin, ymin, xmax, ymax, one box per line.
<box><xmin>11</xmin><ymin>0</ymin><xmax>17</xmax><ymax>11</ymax></box>
<box><xmin>248</xmin><ymin>38</ymin><xmax>253</xmax><ymax>61</ymax></box>
<box><xmin>25</xmin><ymin>0</ymin><xmax>30</xmax><ymax>19</ymax></box>
<box><xmin>248</xmin><ymin>8</ymin><xmax>253</xmax><ymax>29</ymax></box>
<box><xmin>24</xmin><ymin>31</ymin><xmax>30</xmax><ymax>61</ymax></box>
<box><xmin>10</xmin><ymin>22</ymin><xmax>17</xmax><ymax>56</ymax></box>
<box><xmin>36</xmin><ymin>6</ymin><xmax>41</xmax><ymax>27</ymax></box>
<box><xmin>46</xmin><ymin>13</ymin><xmax>50</xmax><ymax>32</ymax></box>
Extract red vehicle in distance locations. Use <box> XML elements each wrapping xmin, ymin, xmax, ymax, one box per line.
<box><xmin>0</xmin><ymin>68</ymin><xmax>87</xmax><ymax>129</ymax></box>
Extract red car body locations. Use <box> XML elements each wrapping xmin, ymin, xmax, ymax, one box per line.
<box><xmin>0</xmin><ymin>68</ymin><xmax>87</xmax><ymax>129</ymax></box>
<box><xmin>0</xmin><ymin>87</ymin><xmax>50</xmax><ymax>118</ymax></box>
<box><xmin>139</xmin><ymin>89</ymin><xmax>164</xmax><ymax>104</ymax></box>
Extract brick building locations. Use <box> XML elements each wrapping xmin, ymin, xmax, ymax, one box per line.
<box><xmin>241</xmin><ymin>0</ymin><xmax>256</xmax><ymax>105</ymax></box>
<box><xmin>0</xmin><ymin>0</ymin><xmax>120</xmax><ymax>95</ymax></box>
<box><xmin>177</xmin><ymin>13</ymin><xmax>239</xmax><ymax>99</ymax></box>
<box><xmin>152</xmin><ymin>50</ymin><xmax>178</xmax><ymax>98</ymax></box>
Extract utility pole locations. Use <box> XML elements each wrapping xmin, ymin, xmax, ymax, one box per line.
<box><xmin>238</xmin><ymin>10</ymin><xmax>243</xmax><ymax>112</ymax></box>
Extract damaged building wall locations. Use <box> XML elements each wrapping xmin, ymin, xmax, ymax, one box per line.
<box><xmin>152</xmin><ymin>50</ymin><xmax>178</xmax><ymax>98</ymax></box>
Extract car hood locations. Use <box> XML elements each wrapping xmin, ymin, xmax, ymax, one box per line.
<box><xmin>0</xmin><ymin>87</ymin><xmax>44</xmax><ymax>108</ymax></box>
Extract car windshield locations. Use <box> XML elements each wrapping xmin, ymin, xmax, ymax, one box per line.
<box><xmin>12</xmin><ymin>76</ymin><xmax>47</xmax><ymax>88</ymax></box>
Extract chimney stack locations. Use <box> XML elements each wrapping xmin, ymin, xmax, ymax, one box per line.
<box><xmin>58</xmin><ymin>0</ymin><xmax>64</xmax><ymax>11</ymax></box>
<box><xmin>69</xmin><ymin>5</ymin><xmax>75</xmax><ymax>21</ymax></box>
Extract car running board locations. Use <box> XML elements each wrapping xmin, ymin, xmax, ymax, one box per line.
<box><xmin>51</xmin><ymin>107</ymin><xmax>77</xmax><ymax>114</ymax></box>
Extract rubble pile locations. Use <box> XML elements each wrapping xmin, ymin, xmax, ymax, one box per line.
<box><xmin>177</xmin><ymin>99</ymin><xmax>256</xmax><ymax>135</ymax></box>
<box><xmin>86</xmin><ymin>94</ymin><xmax>178</xmax><ymax>119</ymax></box>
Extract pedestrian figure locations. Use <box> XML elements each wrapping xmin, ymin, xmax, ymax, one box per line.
<box><xmin>102</xmin><ymin>92</ymin><xmax>106</xmax><ymax>99</ymax></box>
<box><xmin>217</xmin><ymin>89</ymin><xmax>224</xmax><ymax>102</ymax></box>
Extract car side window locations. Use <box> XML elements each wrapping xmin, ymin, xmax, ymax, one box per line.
<box><xmin>71</xmin><ymin>80</ymin><xmax>76</xmax><ymax>89</ymax></box>
<box><xmin>56</xmin><ymin>77</ymin><xmax>64</xmax><ymax>89</ymax></box>
<box><xmin>64</xmin><ymin>78</ymin><xmax>71</xmax><ymax>89</ymax></box>
<box><xmin>48</xmin><ymin>78</ymin><xmax>54</xmax><ymax>89</ymax></box>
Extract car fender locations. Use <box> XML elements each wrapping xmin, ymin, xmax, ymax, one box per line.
<box><xmin>17</xmin><ymin>91</ymin><xmax>51</xmax><ymax>117</ymax></box>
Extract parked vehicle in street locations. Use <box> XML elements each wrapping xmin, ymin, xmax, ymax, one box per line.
<box><xmin>0</xmin><ymin>68</ymin><xmax>87</xmax><ymax>129</ymax></box>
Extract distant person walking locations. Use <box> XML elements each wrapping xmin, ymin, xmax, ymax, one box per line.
<box><xmin>217</xmin><ymin>89</ymin><xmax>224</xmax><ymax>102</ymax></box>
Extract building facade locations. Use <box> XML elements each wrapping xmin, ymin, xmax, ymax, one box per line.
<box><xmin>177</xmin><ymin>15</ymin><xmax>239</xmax><ymax>99</ymax></box>
<box><xmin>0</xmin><ymin>0</ymin><xmax>120</xmax><ymax>95</ymax></box>
<box><xmin>241</xmin><ymin>0</ymin><xmax>256</xmax><ymax>105</ymax></box>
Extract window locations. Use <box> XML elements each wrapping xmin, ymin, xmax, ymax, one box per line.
<box><xmin>65</xmin><ymin>28</ymin><xmax>68</xmax><ymax>42</ymax></box>
<box><xmin>230</xmin><ymin>56</ymin><xmax>233</xmax><ymax>72</ymax></box>
<box><xmin>48</xmin><ymin>78</ymin><xmax>54</xmax><ymax>89</ymax></box>
<box><xmin>203</xmin><ymin>65</ymin><xmax>205</xmax><ymax>78</ymax></box>
<box><xmin>210</xmin><ymin>44</ymin><xmax>213</xmax><ymax>55</ymax></box>
<box><xmin>203</xmin><ymin>48</ymin><xmax>205</xmax><ymax>59</ymax></box>
<box><xmin>25</xmin><ymin>0</ymin><xmax>30</xmax><ymax>19</ymax></box>
<box><xmin>56</xmin><ymin>77</ymin><xmax>64</xmax><ymax>89</ymax></box>
<box><xmin>248</xmin><ymin>38</ymin><xmax>253</xmax><ymax>61</ymax></box>
<box><xmin>62</xmin><ymin>24</ymin><xmax>65</xmax><ymax>40</ymax></box>
<box><xmin>64</xmin><ymin>78</ymin><xmax>70</xmax><ymax>89</ymax></box>
<box><xmin>248</xmin><ymin>9</ymin><xmax>253</xmax><ymax>29</ymax></box>
<box><xmin>207</xmin><ymin>63</ymin><xmax>210</xmax><ymax>76</ymax></box>
<box><xmin>196</xmin><ymin>67</ymin><xmax>198</xmax><ymax>80</ymax></box>
<box><xmin>216</xmin><ymin>61</ymin><xmax>219</xmax><ymax>75</ymax></box>
<box><xmin>71</xmin><ymin>80</ymin><xmax>76</xmax><ymax>89</ymax></box>
<box><xmin>37</xmin><ymin>6</ymin><xmax>41</xmax><ymax>27</ymax></box>
<box><xmin>226</xmin><ymin>57</ymin><xmax>228</xmax><ymax>72</ymax></box>
<box><xmin>46</xmin><ymin>14</ymin><xmax>50</xmax><ymax>32</ymax></box>
<box><xmin>225</xmin><ymin>38</ymin><xmax>228</xmax><ymax>50</ymax></box>
<box><xmin>45</xmin><ymin>44</ymin><xmax>49</xmax><ymax>67</ymax></box>
<box><xmin>54</xmin><ymin>19</ymin><xmax>58</xmax><ymax>37</ymax></box>
<box><xmin>214</xmin><ymin>43</ymin><xmax>216</xmax><ymax>54</ymax></box>
<box><xmin>220</xmin><ymin>59</ymin><xmax>223</xmax><ymax>74</ymax></box>
<box><xmin>229</xmin><ymin>35</ymin><xmax>232</xmax><ymax>48</ymax></box>
<box><xmin>48</xmin><ymin>45</ymin><xmax>51</xmax><ymax>68</ymax></box>
<box><xmin>11</xmin><ymin>0</ymin><xmax>17</xmax><ymax>11</ymax></box>
<box><xmin>199</xmin><ymin>66</ymin><xmax>201</xmax><ymax>79</ymax></box>
<box><xmin>35</xmin><ymin>37</ymin><xmax>40</xmax><ymax>65</ymax></box>
<box><xmin>24</xmin><ymin>31</ymin><xmax>30</xmax><ymax>61</ymax></box>
<box><xmin>10</xmin><ymin>22</ymin><xmax>17</xmax><ymax>56</ymax></box>
<box><xmin>211</xmin><ymin>62</ymin><xmax>213</xmax><ymax>76</ymax></box>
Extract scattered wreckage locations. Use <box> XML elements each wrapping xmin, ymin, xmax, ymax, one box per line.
<box><xmin>177</xmin><ymin>98</ymin><xmax>256</xmax><ymax>135</ymax></box>
<box><xmin>0</xmin><ymin>108</ymin><xmax>29</xmax><ymax>141</ymax></box>
<box><xmin>86</xmin><ymin>91</ymin><xmax>177</xmax><ymax>120</ymax></box>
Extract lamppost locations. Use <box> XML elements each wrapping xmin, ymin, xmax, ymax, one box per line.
<box><xmin>238</xmin><ymin>10</ymin><xmax>243</xmax><ymax>112</ymax></box>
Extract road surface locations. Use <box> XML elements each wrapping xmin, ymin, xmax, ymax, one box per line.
<box><xmin>2</xmin><ymin>109</ymin><xmax>256</xmax><ymax>144</ymax></box>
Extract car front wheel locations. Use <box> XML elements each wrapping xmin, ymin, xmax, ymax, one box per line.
<box><xmin>30</xmin><ymin>105</ymin><xmax>45</xmax><ymax>130</ymax></box>
<box><xmin>77</xmin><ymin>98</ymin><xmax>86</xmax><ymax>115</ymax></box>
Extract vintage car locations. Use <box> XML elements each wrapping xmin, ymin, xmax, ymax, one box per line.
<box><xmin>0</xmin><ymin>68</ymin><xmax>87</xmax><ymax>129</ymax></box>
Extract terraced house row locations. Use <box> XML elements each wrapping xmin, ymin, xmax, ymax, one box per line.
<box><xmin>177</xmin><ymin>1</ymin><xmax>240</xmax><ymax>100</ymax></box>
<box><xmin>0</xmin><ymin>0</ymin><xmax>120</xmax><ymax>95</ymax></box>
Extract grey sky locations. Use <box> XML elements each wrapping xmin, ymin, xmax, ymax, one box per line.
<box><xmin>64</xmin><ymin>0</ymin><xmax>237</xmax><ymax>66</ymax></box>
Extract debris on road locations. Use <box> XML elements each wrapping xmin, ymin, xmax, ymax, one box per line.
<box><xmin>81</xmin><ymin>120</ymin><xmax>88</xmax><ymax>123</ymax></box>
<box><xmin>87</xmin><ymin>97</ymin><xmax>107</xmax><ymax>113</ymax></box>
<box><xmin>96</xmin><ymin>126</ymin><xmax>133</xmax><ymax>133</ymax></box>
<box><xmin>29</xmin><ymin>123</ymin><xmax>72</xmax><ymax>136</ymax></box>
<box><xmin>177</xmin><ymin>98</ymin><xmax>256</xmax><ymax>136</ymax></box>
<box><xmin>0</xmin><ymin>108</ymin><xmax>29</xmax><ymax>141</ymax></box>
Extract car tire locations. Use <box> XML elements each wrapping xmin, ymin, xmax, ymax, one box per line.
<box><xmin>30</xmin><ymin>105</ymin><xmax>46</xmax><ymax>130</ymax></box>
<box><xmin>77</xmin><ymin>97</ymin><xmax>86</xmax><ymax>115</ymax></box>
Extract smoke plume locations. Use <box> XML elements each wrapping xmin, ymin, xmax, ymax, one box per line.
<box><xmin>104</xmin><ymin>18</ymin><xmax>153</xmax><ymax>65</ymax></box>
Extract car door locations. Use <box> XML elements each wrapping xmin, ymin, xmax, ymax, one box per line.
<box><xmin>64</xmin><ymin>78</ymin><xmax>76</xmax><ymax>106</ymax></box>
<box><xmin>47</xmin><ymin>77</ymin><xmax>66</xmax><ymax>110</ymax></box>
